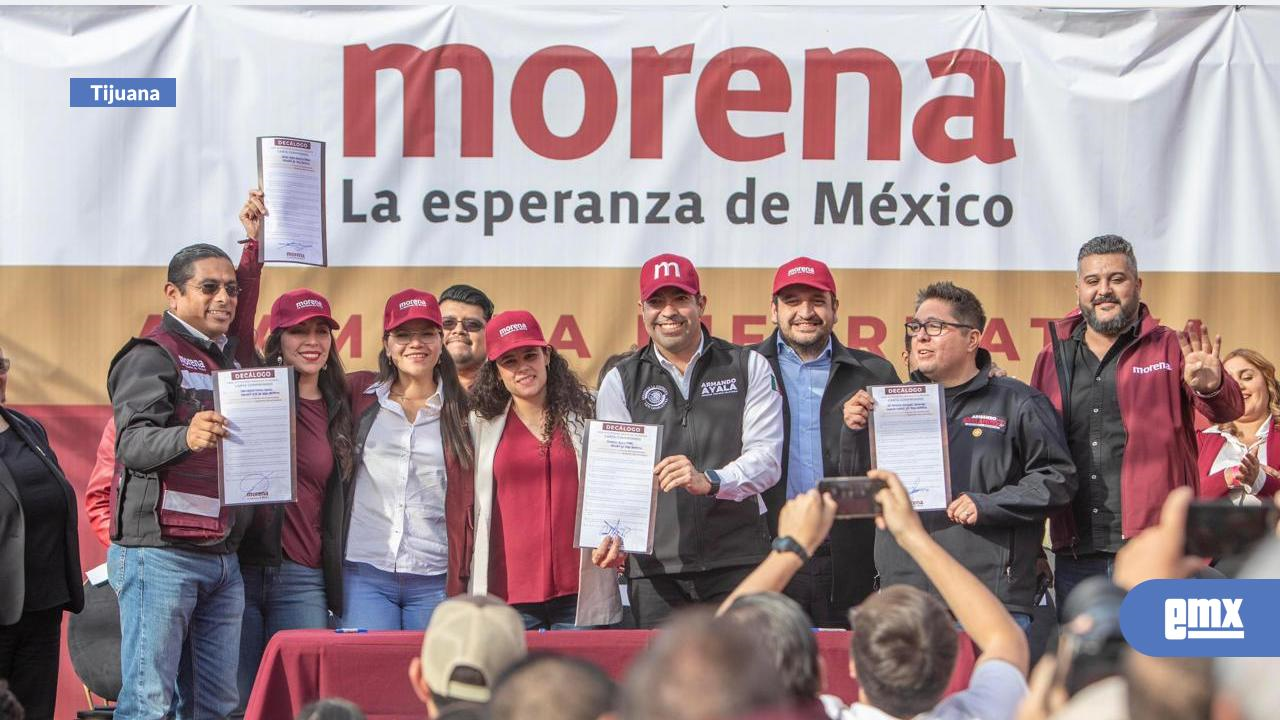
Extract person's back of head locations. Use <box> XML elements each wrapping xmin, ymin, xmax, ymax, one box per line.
<box><xmin>490</xmin><ymin>653</ymin><xmax>617</xmax><ymax>720</ymax></box>
<box><xmin>722</xmin><ymin>592</ymin><xmax>821</xmax><ymax>703</ymax></box>
<box><xmin>295</xmin><ymin>697</ymin><xmax>365</xmax><ymax>720</ymax></box>
<box><xmin>1125</xmin><ymin>651</ymin><xmax>1211</xmax><ymax>720</ymax></box>
<box><xmin>0</xmin><ymin>681</ymin><xmax>22</xmax><ymax>720</ymax></box>
<box><xmin>623</xmin><ymin>608</ymin><xmax>785</xmax><ymax>720</ymax></box>
<box><xmin>410</xmin><ymin>595</ymin><xmax>527</xmax><ymax>718</ymax></box>
<box><xmin>850</xmin><ymin>585</ymin><xmax>957</xmax><ymax>718</ymax></box>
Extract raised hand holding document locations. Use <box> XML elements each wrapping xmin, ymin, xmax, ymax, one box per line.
<box><xmin>868</xmin><ymin>383</ymin><xmax>951</xmax><ymax>510</ymax></box>
<box><xmin>215</xmin><ymin>367</ymin><xmax>297</xmax><ymax>505</ymax></box>
<box><xmin>257</xmin><ymin>136</ymin><xmax>326</xmax><ymax>265</ymax></box>
<box><xmin>575</xmin><ymin>420</ymin><xmax>662</xmax><ymax>554</ymax></box>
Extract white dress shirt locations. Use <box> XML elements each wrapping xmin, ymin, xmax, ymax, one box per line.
<box><xmin>596</xmin><ymin>334</ymin><xmax>783</xmax><ymax>510</ymax></box>
<box><xmin>345</xmin><ymin>381</ymin><xmax>449</xmax><ymax>576</ymax></box>
<box><xmin>1204</xmin><ymin>417</ymin><xmax>1271</xmax><ymax>499</ymax></box>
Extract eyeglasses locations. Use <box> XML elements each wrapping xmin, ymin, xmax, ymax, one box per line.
<box><xmin>388</xmin><ymin>329</ymin><xmax>439</xmax><ymax>345</ymax></box>
<box><xmin>188</xmin><ymin>280</ymin><xmax>241</xmax><ymax>297</ymax></box>
<box><xmin>0</xmin><ymin>358</ymin><xmax>9</xmax><ymax>374</ymax></box>
<box><xmin>904</xmin><ymin>320</ymin><xmax>974</xmax><ymax>337</ymax></box>
<box><xmin>442</xmin><ymin>317</ymin><xmax>485</xmax><ymax>333</ymax></box>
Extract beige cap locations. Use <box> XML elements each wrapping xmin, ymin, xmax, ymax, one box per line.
<box><xmin>420</xmin><ymin>595</ymin><xmax>527</xmax><ymax>703</ymax></box>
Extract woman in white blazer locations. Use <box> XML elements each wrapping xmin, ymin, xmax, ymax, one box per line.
<box><xmin>468</xmin><ymin>310</ymin><xmax>622</xmax><ymax>628</ymax></box>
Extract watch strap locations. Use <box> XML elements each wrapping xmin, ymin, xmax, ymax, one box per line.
<box><xmin>771</xmin><ymin>535</ymin><xmax>811</xmax><ymax>564</ymax></box>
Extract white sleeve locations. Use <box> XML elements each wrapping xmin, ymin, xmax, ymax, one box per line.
<box><xmin>595</xmin><ymin>367</ymin><xmax>632</xmax><ymax>422</ymax></box>
<box><xmin>926</xmin><ymin>660</ymin><xmax>1027</xmax><ymax>720</ymax></box>
<box><xmin>710</xmin><ymin>350</ymin><xmax>783</xmax><ymax>502</ymax></box>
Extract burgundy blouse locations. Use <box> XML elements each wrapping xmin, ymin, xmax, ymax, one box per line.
<box><xmin>488</xmin><ymin>414</ymin><xmax>580</xmax><ymax>605</ymax></box>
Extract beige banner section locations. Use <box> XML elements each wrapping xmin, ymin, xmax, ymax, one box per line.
<box><xmin>3</xmin><ymin>265</ymin><xmax>1278</xmax><ymax>406</ymax></box>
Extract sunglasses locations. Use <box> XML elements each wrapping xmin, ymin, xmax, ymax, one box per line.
<box><xmin>188</xmin><ymin>280</ymin><xmax>241</xmax><ymax>297</ymax></box>
<box><xmin>442</xmin><ymin>317</ymin><xmax>485</xmax><ymax>333</ymax></box>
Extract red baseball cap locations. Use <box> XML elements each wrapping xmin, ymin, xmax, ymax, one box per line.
<box><xmin>772</xmin><ymin>257</ymin><xmax>837</xmax><ymax>296</ymax></box>
<box><xmin>269</xmin><ymin>289</ymin><xmax>340</xmax><ymax>333</ymax></box>
<box><xmin>639</xmin><ymin>253</ymin><xmax>700</xmax><ymax>300</ymax></box>
<box><xmin>485</xmin><ymin>310</ymin><xmax>547</xmax><ymax>362</ymax></box>
<box><xmin>383</xmin><ymin>289</ymin><xmax>443</xmax><ymax>332</ymax></box>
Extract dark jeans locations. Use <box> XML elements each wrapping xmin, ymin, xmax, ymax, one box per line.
<box><xmin>514</xmin><ymin>594</ymin><xmax>579</xmax><ymax>630</ymax></box>
<box><xmin>627</xmin><ymin>565</ymin><xmax>754</xmax><ymax>629</ymax></box>
<box><xmin>1054</xmin><ymin>553</ymin><xmax>1115</xmax><ymax>620</ymax></box>
<box><xmin>782</xmin><ymin>548</ymin><xmax>847</xmax><ymax>628</ymax></box>
<box><xmin>0</xmin><ymin>606</ymin><xmax>63</xmax><ymax>720</ymax></box>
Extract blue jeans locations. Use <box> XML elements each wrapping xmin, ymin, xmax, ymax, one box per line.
<box><xmin>339</xmin><ymin>561</ymin><xmax>446</xmax><ymax>630</ymax></box>
<box><xmin>514</xmin><ymin>594</ymin><xmax>580</xmax><ymax>630</ymax></box>
<box><xmin>1054</xmin><ymin>553</ymin><xmax>1115</xmax><ymax>620</ymax></box>
<box><xmin>237</xmin><ymin>560</ymin><xmax>329</xmax><ymax>709</ymax></box>
<box><xmin>1010</xmin><ymin>612</ymin><xmax>1034</xmax><ymax>634</ymax></box>
<box><xmin>108</xmin><ymin>544</ymin><xmax>244</xmax><ymax>720</ymax></box>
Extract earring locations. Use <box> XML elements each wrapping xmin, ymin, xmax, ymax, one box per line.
<box><xmin>322</xmin><ymin>363</ymin><xmax>328</xmax><ymax>371</ymax></box>
<box><xmin>277</xmin><ymin>356</ymin><xmax>284</xmax><ymax>366</ymax></box>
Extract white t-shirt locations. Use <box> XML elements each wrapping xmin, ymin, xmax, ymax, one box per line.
<box><xmin>842</xmin><ymin>660</ymin><xmax>1027</xmax><ymax>720</ymax></box>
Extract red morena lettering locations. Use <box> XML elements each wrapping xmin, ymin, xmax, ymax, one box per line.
<box><xmin>343</xmin><ymin>42</ymin><xmax>1013</xmax><ymax>164</ymax></box>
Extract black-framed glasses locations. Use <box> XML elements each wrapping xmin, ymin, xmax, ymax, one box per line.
<box><xmin>0</xmin><ymin>358</ymin><xmax>9</xmax><ymax>374</ymax></box>
<box><xmin>904</xmin><ymin>319</ymin><xmax>974</xmax><ymax>337</ymax></box>
<box><xmin>442</xmin><ymin>317</ymin><xmax>485</xmax><ymax>333</ymax></box>
<box><xmin>188</xmin><ymin>280</ymin><xmax>241</xmax><ymax>297</ymax></box>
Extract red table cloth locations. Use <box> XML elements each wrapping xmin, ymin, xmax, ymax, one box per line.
<box><xmin>246</xmin><ymin>628</ymin><xmax>976</xmax><ymax>720</ymax></box>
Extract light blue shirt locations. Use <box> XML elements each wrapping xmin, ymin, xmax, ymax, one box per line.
<box><xmin>777</xmin><ymin>335</ymin><xmax>832</xmax><ymax>498</ymax></box>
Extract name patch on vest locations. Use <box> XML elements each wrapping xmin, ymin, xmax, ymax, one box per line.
<box><xmin>700</xmin><ymin>378</ymin><xmax>740</xmax><ymax>397</ymax></box>
<box><xmin>642</xmin><ymin>385</ymin><xmax>670</xmax><ymax>410</ymax></box>
<box><xmin>962</xmin><ymin>414</ymin><xmax>1007</xmax><ymax>432</ymax></box>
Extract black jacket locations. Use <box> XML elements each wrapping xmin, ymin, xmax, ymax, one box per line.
<box><xmin>0</xmin><ymin>406</ymin><xmax>84</xmax><ymax>625</ymax></box>
<box><xmin>755</xmin><ymin>330</ymin><xmax>900</xmax><ymax>612</ymax></box>
<box><xmin>870</xmin><ymin>353</ymin><xmax>1077</xmax><ymax>614</ymax></box>
<box><xmin>237</xmin><ymin>390</ymin><xmax>350</xmax><ymax>616</ymax></box>
<box><xmin>107</xmin><ymin>313</ymin><xmax>252</xmax><ymax>553</ymax></box>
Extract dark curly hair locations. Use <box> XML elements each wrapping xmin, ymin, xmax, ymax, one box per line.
<box><xmin>263</xmin><ymin>328</ymin><xmax>356</xmax><ymax>482</ymax></box>
<box><xmin>472</xmin><ymin>347</ymin><xmax>595</xmax><ymax>448</ymax></box>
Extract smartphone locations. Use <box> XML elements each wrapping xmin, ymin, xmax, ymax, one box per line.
<box><xmin>817</xmin><ymin>476</ymin><xmax>888</xmax><ymax>519</ymax></box>
<box><xmin>1184</xmin><ymin>501</ymin><xmax>1279</xmax><ymax>558</ymax></box>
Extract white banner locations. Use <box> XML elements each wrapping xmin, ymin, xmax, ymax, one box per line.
<box><xmin>2</xmin><ymin>5</ymin><xmax>1279</xmax><ymax>271</ymax></box>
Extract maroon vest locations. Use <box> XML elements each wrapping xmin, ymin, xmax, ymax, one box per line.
<box><xmin>145</xmin><ymin>326</ymin><xmax>238</xmax><ymax>541</ymax></box>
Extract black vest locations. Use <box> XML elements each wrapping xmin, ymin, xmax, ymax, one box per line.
<box><xmin>617</xmin><ymin>333</ymin><xmax>769</xmax><ymax>576</ymax></box>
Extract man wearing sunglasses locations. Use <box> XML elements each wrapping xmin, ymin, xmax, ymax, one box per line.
<box><xmin>106</xmin><ymin>242</ymin><xmax>257</xmax><ymax>720</ymax></box>
<box><xmin>438</xmin><ymin>284</ymin><xmax>494</xmax><ymax>392</ymax></box>
<box><xmin>841</xmin><ymin>281</ymin><xmax>1075</xmax><ymax>633</ymax></box>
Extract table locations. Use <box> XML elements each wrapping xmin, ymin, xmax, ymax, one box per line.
<box><xmin>246</xmin><ymin>629</ymin><xmax>976</xmax><ymax>720</ymax></box>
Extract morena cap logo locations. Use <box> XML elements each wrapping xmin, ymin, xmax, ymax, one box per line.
<box><xmin>399</xmin><ymin>298</ymin><xmax>429</xmax><ymax>311</ymax></box>
<box><xmin>787</xmin><ymin>266</ymin><xmax>816</xmax><ymax>276</ymax></box>
<box><xmin>295</xmin><ymin>298</ymin><xmax>324</xmax><ymax>310</ymax></box>
<box><xmin>498</xmin><ymin>322</ymin><xmax>529</xmax><ymax>337</ymax></box>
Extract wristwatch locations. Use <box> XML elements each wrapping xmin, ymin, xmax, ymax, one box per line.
<box><xmin>704</xmin><ymin>469</ymin><xmax>722</xmax><ymax>497</ymax></box>
<box><xmin>771</xmin><ymin>535</ymin><xmax>811</xmax><ymax>564</ymax></box>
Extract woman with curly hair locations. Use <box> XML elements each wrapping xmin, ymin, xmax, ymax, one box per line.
<box><xmin>468</xmin><ymin>310</ymin><xmax>622</xmax><ymax>629</ymax></box>
<box><xmin>1198</xmin><ymin>348</ymin><xmax>1280</xmax><ymax>503</ymax></box>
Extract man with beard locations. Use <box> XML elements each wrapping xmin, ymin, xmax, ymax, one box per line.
<box><xmin>439</xmin><ymin>284</ymin><xmax>494</xmax><ymax>391</ymax></box>
<box><xmin>753</xmin><ymin>257</ymin><xmax>898</xmax><ymax>627</ymax></box>
<box><xmin>597</xmin><ymin>253</ymin><xmax>783</xmax><ymax>628</ymax></box>
<box><xmin>1030</xmin><ymin>234</ymin><xmax>1243</xmax><ymax>610</ymax></box>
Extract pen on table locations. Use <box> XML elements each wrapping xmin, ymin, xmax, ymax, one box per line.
<box><xmin>334</xmin><ymin>628</ymin><xmax>367</xmax><ymax>633</ymax></box>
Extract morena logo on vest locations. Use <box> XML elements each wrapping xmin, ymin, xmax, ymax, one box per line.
<box><xmin>642</xmin><ymin>385</ymin><xmax>670</xmax><ymax>410</ymax></box>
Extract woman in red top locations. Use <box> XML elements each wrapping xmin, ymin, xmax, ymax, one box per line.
<box><xmin>1198</xmin><ymin>348</ymin><xmax>1280</xmax><ymax>502</ymax></box>
<box><xmin>468</xmin><ymin>310</ymin><xmax>622</xmax><ymax>629</ymax></box>
<box><xmin>234</xmin><ymin>193</ymin><xmax>356</xmax><ymax>707</ymax></box>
